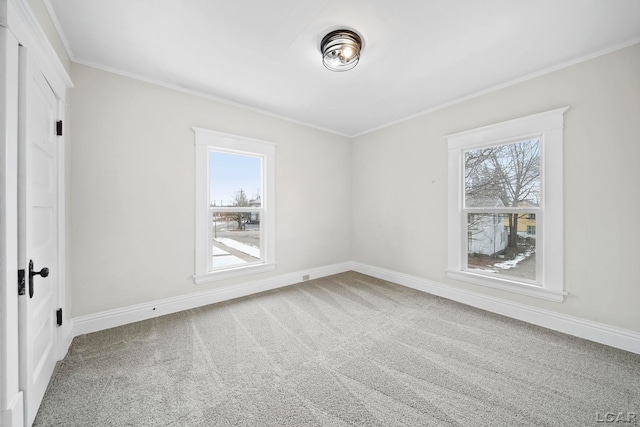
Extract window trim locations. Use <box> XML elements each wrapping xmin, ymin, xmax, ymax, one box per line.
<box><xmin>446</xmin><ymin>107</ymin><xmax>568</xmax><ymax>302</ymax></box>
<box><xmin>193</xmin><ymin>128</ymin><xmax>276</xmax><ymax>284</ymax></box>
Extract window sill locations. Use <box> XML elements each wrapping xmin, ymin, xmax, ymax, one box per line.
<box><xmin>446</xmin><ymin>270</ymin><xmax>565</xmax><ymax>302</ymax></box>
<box><xmin>194</xmin><ymin>262</ymin><xmax>276</xmax><ymax>285</ymax></box>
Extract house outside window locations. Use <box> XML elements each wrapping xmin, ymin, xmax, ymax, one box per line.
<box><xmin>194</xmin><ymin>128</ymin><xmax>276</xmax><ymax>284</ymax></box>
<box><xmin>446</xmin><ymin>108</ymin><xmax>568</xmax><ymax>301</ymax></box>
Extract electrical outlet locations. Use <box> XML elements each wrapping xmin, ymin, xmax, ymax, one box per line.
<box><xmin>303</xmin><ymin>274</ymin><xmax>310</xmax><ymax>281</ymax></box>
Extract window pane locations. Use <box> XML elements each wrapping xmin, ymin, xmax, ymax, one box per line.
<box><xmin>467</xmin><ymin>213</ymin><xmax>536</xmax><ymax>281</ymax></box>
<box><xmin>209</xmin><ymin>151</ymin><xmax>262</xmax><ymax>208</ymax></box>
<box><xmin>212</xmin><ymin>211</ymin><xmax>261</xmax><ymax>269</ymax></box>
<box><xmin>464</xmin><ymin>139</ymin><xmax>540</xmax><ymax>208</ymax></box>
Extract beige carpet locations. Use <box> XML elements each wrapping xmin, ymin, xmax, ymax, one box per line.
<box><xmin>34</xmin><ymin>272</ymin><xmax>640</xmax><ymax>426</ymax></box>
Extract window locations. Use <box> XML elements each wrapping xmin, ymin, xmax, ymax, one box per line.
<box><xmin>446</xmin><ymin>108</ymin><xmax>568</xmax><ymax>301</ymax></box>
<box><xmin>194</xmin><ymin>128</ymin><xmax>276</xmax><ymax>284</ymax></box>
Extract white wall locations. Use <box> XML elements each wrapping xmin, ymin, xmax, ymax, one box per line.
<box><xmin>352</xmin><ymin>43</ymin><xmax>640</xmax><ymax>332</ymax></box>
<box><xmin>69</xmin><ymin>64</ymin><xmax>352</xmax><ymax>317</ymax></box>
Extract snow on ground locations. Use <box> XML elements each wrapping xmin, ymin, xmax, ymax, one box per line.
<box><xmin>212</xmin><ymin>244</ymin><xmax>255</xmax><ymax>268</ymax></box>
<box><xmin>212</xmin><ymin>246</ymin><xmax>230</xmax><ymax>256</ymax></box>
<box><xmin>472</xmin><ymin>267</ymin><xmax>498</xmax><ymax>273</ymax></box>
<box><xmin>212</xmin><ymin>254</ymin><xmax>247</xmax><ymax>267</ymax></box>
<box><xmin>470</xmin><ymin>250</ymin><xmax>534</xmax><ymax>273</ymax></box>
<box><xmin>214</xmin><ymin>238</ymin><xmax>260</xmax><ymax>258</ymax></box>
<box><xmin>493</xmin><ymin>251</ymin><xmax>532</xmax><ymax>270</ymax></box>
<box><xmin>211</xmin><ymin>245</ymin><xmax>247</xmax><ymax>267</ymax></box>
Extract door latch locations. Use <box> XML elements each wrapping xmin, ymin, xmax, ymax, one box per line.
<box><xmin>18</xmin><ymin>269</ymin><xmax>26</xmax><ymax>295</ymax></box>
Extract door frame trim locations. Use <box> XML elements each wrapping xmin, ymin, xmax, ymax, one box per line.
<box><xmin>0</xmin><ymin>25</ymin><xmax>24</xmax><ymax>427</ymax></box>
<box><xmin>0</xmin><ymin>0</ymin><xmax>71</xmax><ymax>425</ymax></box>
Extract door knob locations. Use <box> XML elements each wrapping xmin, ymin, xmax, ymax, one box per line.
<box><xmin>28</xmin><ymin>259</ymin><xmax>49</xmax><ymax>299</ymax></box>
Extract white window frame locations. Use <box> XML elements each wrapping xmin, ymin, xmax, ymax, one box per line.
<box><xmin>193</xmin><ymin>128</ymin><xmax>276</xmax><ymax>284</ymax></box>
<box><xmin>446</xmin><ymin>107</ymin><xmax>568</xmax><ymax>302</ymax></box>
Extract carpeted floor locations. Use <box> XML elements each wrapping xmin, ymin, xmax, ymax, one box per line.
<box><xmin>34</xmin><ymin>272</ymin><xmax>640</xmax><ymax>426</ymax></box>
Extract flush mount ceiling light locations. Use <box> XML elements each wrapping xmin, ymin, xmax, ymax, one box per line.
<box><xmin>320</xmin><ymin>29</ymin><xmax>362</xmax><ymax>72</ymax></box>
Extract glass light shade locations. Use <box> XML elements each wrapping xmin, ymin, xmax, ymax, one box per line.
<box><xmin>321</xmin><ymin>30</ymin><xmax>362</xmax><ymax>72</ymax></box>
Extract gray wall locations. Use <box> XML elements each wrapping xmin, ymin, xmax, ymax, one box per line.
<box><xmin>69</xmin><ymin>64</ymin><xmax>352</xmax><ymax>316</ymax></box>
<box><xmin>352</xmin><ymin>43</ymin><xmax>640</xmax><ymax>332</ymax></box>
<box><xmin>69</xmin><ymin>44</ymin><xmax>640</xmax><ymax>333</ymax></box>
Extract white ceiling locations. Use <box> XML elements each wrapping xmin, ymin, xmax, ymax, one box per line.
<box><xmin>48</xmin><ymin>0</ymin><xmax>640</xmax><ymax>137</ymax></box>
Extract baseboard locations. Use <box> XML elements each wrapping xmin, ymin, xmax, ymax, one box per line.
<box><xmin>68</xmin><ymin>260</ymin><xmax>640</xmax><ymax>355</ymax></box>
<box><xmin>352</xmin><ymin>262</ymin><xmax>640</xmax><ymax>355</ymax></box>
<box><xmin>57</xmin><ymin>321</ymin><xmax>74</xmax><ymax>360</ymax></box>
<box><xmin>0</xmin><ymin>391</ymin><xmax>24</xmax><ymax>427</ymax></box>
<box><xmin>70</xmin><ymin>262</ymin><xmax>352</xmax><ymax>339</ymax></box>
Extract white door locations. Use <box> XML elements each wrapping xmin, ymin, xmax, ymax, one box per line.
<box><xmin>17</xmin><ymin>46</ymin><xmax>60</xmax><ymax>427</ymax></box>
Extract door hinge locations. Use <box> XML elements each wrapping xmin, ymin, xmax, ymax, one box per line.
<box><xmin>18</xmin><ymin>269</ymin><xmax>26</xmax><ymax>295</ymax></box>
<box><xmin>56</xmin><ymin>120</ymin><xmax>63</xmax><ymax>136</ymax></box>
<box><xmin>56</xmin><ymin>308</ymin><xmax>63</xmax><ymax>326</ymax></box>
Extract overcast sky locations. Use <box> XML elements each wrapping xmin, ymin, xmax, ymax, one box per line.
<box><xmin>209</xmin><ymin>151</ymin><xmax>261</xmax><ymax>206</ymax></box>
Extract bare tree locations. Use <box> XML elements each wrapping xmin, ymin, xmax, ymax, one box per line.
<box><xmin>465</xmin><ymin>148</ymin><xmax>503</xmax><ymax>205</ymax></box>
<box><xmin>230</xmin><ymin>188</ymin><xmax>249</xmax><ymax>230</ymax></box>
<box><xmin>465</xmin><ymin>139</ymin><xmax>540</xmax><ymax>255</ymax></box>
